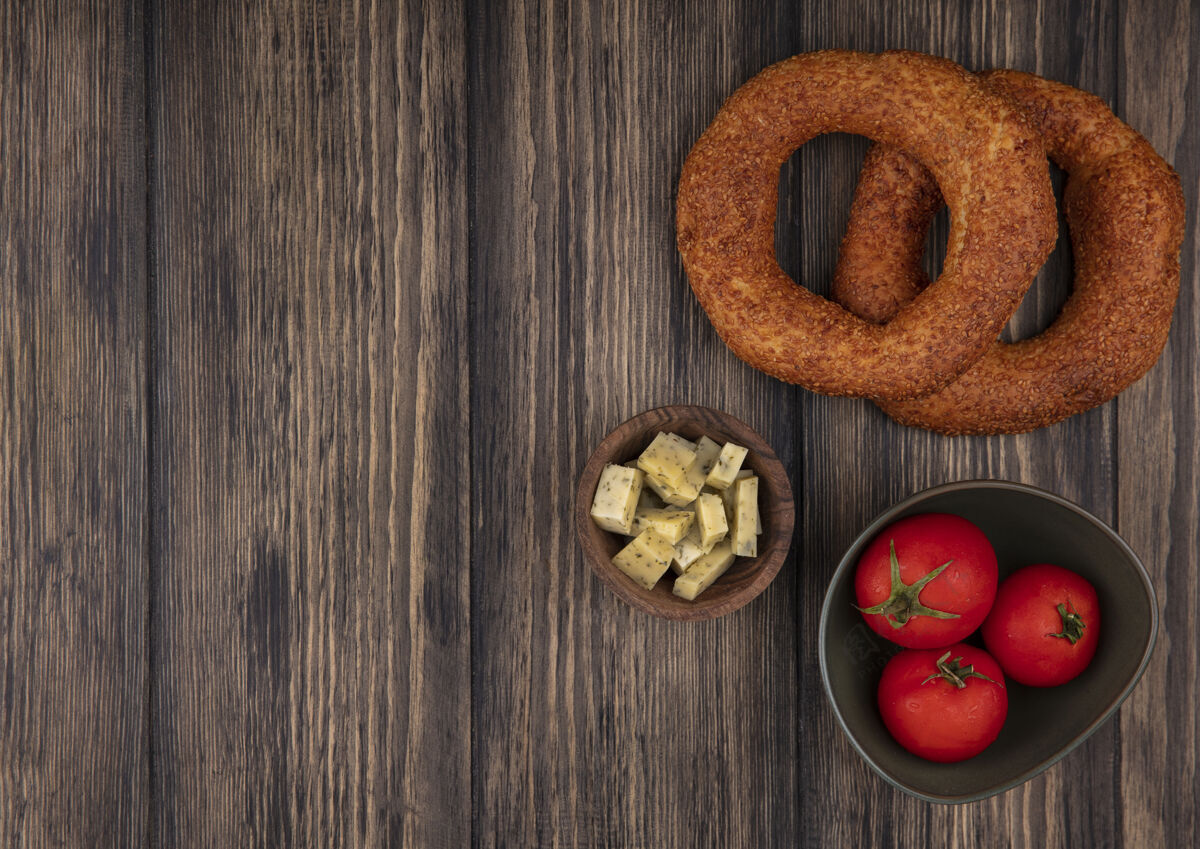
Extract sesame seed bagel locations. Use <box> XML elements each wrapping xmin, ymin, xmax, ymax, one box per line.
<box><xmin>833</xmin><ymin>70</ymin><xmax>1185</xmax><ymax>434</ymax></box>
<box><xmin>677</xmin><ymin>50</ymin><xmax>1057</xmax><ymax>400</ymax></box>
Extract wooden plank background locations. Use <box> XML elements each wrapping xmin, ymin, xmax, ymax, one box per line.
<box><xmin>0</xmin><ymin>2</ymin><xmax>147</xmax><ymax>845</ymax></box>
<box><xmin>148</xmin><ymin>1</ymin><xmax>469</xmax><ymax>846</ymax></box>
<box><xmin>0</xmin><ymin>0</ymin><xmax>1196</xmax><ymax>846</ymax></box>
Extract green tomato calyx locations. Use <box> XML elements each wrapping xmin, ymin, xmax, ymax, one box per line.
<box><xmin>1048</xmin><ymin>602</ymin><xmax>1086</xmax><ymax>645</ymax></box>
<box><xmin>855</xmin><ymin>540</ymin><xmax>960</xmax><ymax>630</ymax></box>
<box><xmin>921</xmin><ymin>650</ymin><xmax>997</xmax><ymax>690</ymax></box>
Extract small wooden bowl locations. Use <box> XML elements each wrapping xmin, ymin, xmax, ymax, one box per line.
<box><xmin>575</xmin><ymin>405</ymin><xmax>794</xmax><ymax>620</ymax></box>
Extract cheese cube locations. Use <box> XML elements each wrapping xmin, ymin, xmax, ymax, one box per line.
<box><xmin>695</xmin><ymin>492</ymin><xmax>728</xmax><ymax>551</ymax></box>
<box><xmin>662</xmin><ymin>432</ymin><xmax>697</xmax><ymax>452</ymax></box>
<box><xmin>672</xmin><ymin>541</ymin><xmax>736</xmax><ymax>600</ymax></box>
<box><xmin>705</xmin><ymin>442</ymin><xmax>749</xmax><ymax>490</ymax></box>
<box><xmin>720</xmin><ymin>469</ymin><xmax>754</xmax><ymax>525</ymax></box>
<box><xmin>637</xmin><ymin>432</ymin><xmax>697</xmax><ymax>491</ymax></box>
<box><xmin>590</xmin><ymin>464</ymin><xmax>644</xmax><ymax>534</ymax></box>
<box><xmin>612</xmin><ymin>528</ymin><xmax>675</xmax><ymax>590</ymax></box>
<box><xmin>671</xmin><ymin>524</ymin><xmax>706</xmax><ymax>575</ymax></box>
<box><xmin>692</xmin><ymin>435</ymin><xmax>722</xmax><ymax>472</ymax></box>
<box><xmin>630</xmin><ymin>507</ymin><xmax>694</xmax><ymax>544</ymax></box>
<box><xmin>730</xmin><ymin>475</ymin><xmax>759</xmax><ymax>557</ymax></box>
<box><xmin>642</xmin><ymin>469</ymin><xmax>696</xmax><ymax>507</ymax></box>
<box><xmin>673</xmin><ymin>435</ymin><xmax>723</xmax><ymax>503</ymax></box>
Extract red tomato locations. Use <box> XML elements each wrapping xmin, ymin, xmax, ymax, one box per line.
<box><xmin>877</xmin><ymin>643</ymin><xmax>1008</xmax><ymax>763</ymax></box>
<box><xmin>981</xmin><ymin>564</ymin><xmax>1100</xmax><ymax>686</ymax></box>
<box><xmin>854</xmin><ymin>513</ymin><xmax>998</xmax><ymax>648</ymax></box>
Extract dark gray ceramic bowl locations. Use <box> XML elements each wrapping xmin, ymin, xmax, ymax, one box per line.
<box><xmin>819</xmin><ymin>480</ymin><xmax>1158</xmax><ymax>804</ymax></box>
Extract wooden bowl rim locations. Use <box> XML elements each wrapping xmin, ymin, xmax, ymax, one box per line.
<box><xmin>574</xmin><ymin>404</ymin><xmax>795</xmax><ymax>620</ymax></box>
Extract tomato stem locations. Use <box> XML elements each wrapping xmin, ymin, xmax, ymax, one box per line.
<box><xmin>855</xmin><ymin>540</ymin><xmax>960</xmax><ymax>629</ymax></box>
<box><xmin>920</xmin><ymin>650</ymin><xmax>997</xmax><ymax>689</ymax></box>
<box><xmin>1048</xmin><ymin>602</ymin><xmax>1086</xmax><ymax>645</ymax></box>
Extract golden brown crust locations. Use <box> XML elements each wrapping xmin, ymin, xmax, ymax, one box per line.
<box><xmin>833</xmin><ymin>144</ymin><xmax>942</xmax><ymax>324</ymax></box>
<box><xmin>676</xmin><ymin>51</ymin><xmax>1057</xmax><ymax>400</ymax></box>
<box><xmin>833</xmin><ymin>70</ymin><xmax>1186</xmax><ymax>434</ymax></box>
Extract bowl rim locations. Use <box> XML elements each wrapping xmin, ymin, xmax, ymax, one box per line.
<box><xmin>574</xmin><ymin>404</ymin><xmax>795</xmax><ymax>621</ymax></box>
<box><xmin>818</xmin><ymin>478</ymin><xmax>1159</xmax><ymax>804</ymax></box>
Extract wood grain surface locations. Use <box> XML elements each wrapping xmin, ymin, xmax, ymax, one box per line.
<box><xmin>149</xmin><ymin>1</ymin><xmax>468</xmax><ymax>846</ymax></box>
<box><xmin>0</xmin><ymin>0</ymin><xmax>1197</xmax><ymax>846</ymax></box>
<box><xmin>0</xmin><ymin>2</ymin><xmax>147</xmax><ymax>845</ymax></box>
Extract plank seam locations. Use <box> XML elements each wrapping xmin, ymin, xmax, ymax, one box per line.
<box><xmin>1109</xmin><ymin>3</ymin><xmax>1125</xmax><ymax>840</ymax></box>
<box><xmin>1111</xmin><ymin>0</ymin><xmax>1122</xmax><ymax>542</ymax></box>
<box><xmin>142</xmin><ymin>0</ymin><xmax>160</xmax><ymax>844</ymax></box>
<box><xmin>464</xmin><ymin>1</ymin><xmax>480</xmax><ymax>846</ymax></box>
